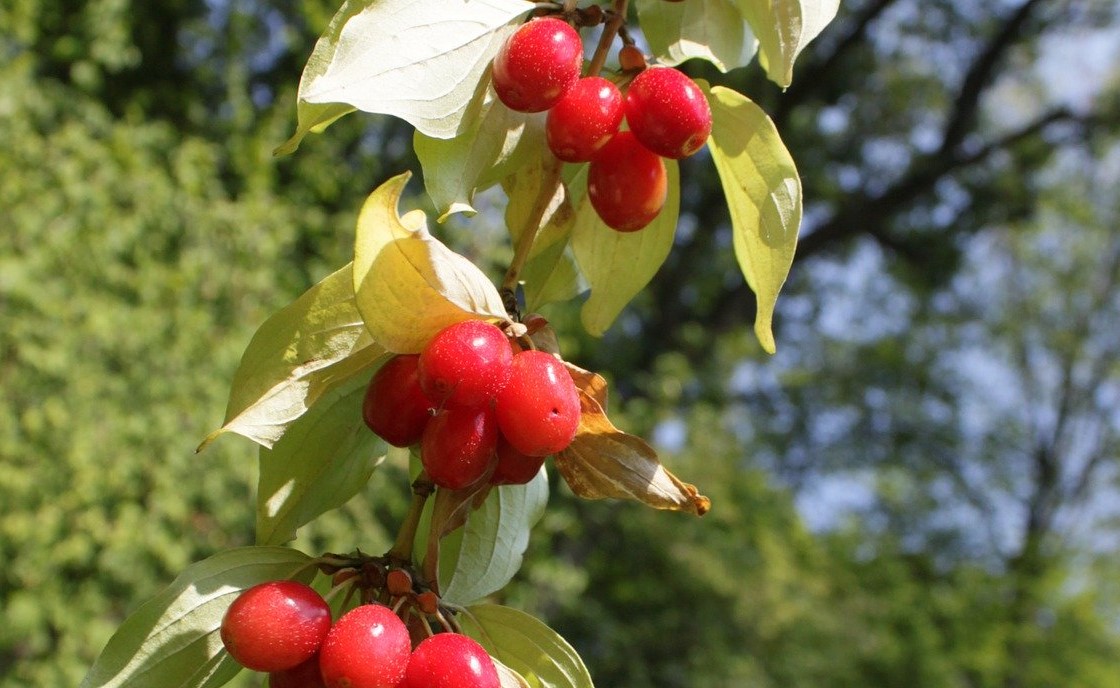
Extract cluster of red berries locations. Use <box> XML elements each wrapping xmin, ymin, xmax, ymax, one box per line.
<box><xmin>491</xmin><ymin>16</ymin><xmax>713</xmax><ymax>232</ymax></box>
<box><xmin>221</xmin><ymin>580</ymin><xmax>499</xmax><ymax>688</ymax></box>
<box><xmin>363</xmin><ymin>319</ymin><xmax>581</xmax><ymax>489</ymax></box>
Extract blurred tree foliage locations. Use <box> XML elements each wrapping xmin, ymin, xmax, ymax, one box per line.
<box><xmin>2</xmin><ymin>1</ymin><xmax>1119</xmax><ymax>687</ymax></box>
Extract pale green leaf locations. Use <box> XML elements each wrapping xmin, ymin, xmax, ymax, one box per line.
<box><xmin>735</xmin><ymin>0</ymin><xmax>840</xmax><ymax>87</ymax></box>
<box><xmin>502</xmin><ymin>156</ymin><xmax>582</xmax><ymax>310</ymax></box>
<box><xmin>416</xmin><ymin>95</ymin><xmax>543</xmax><ymax>220</ymax></box>
<box><xmin>299</xmin><ymin>0</ymin><xmax>534</xmax><ymax>139</ymax></box>
<box><xmin>352</xmin><ymin>172</ymin><xmax>510</xmax><ymax>353</ymax></box>
<box><xmin>705</xmin><ymin>84</ymin><xmax>801</xmax><ymax>354</ymax></box>
<box><xmin>461</xmin><ymin>605</ymin><xmax>593</xmax><ymax>688</ymax></box>
<box><xmin>440</xmin><ymin>470</ymin><xmax>549</xmax><ymax>606</ymax></box>
<box><xmin>495</xmin><ymin>658</ymin><xmax>533</xmax><ymax>688</ymax></box>
<box><xmin>200</xmin><ymin>262</ymin><xmax>383</xmax><ymax>450</ymax></box>
<box><xmin>636</xmin><ymin>0</ymin><xmax>757</xmax><ymax>72</ymax></box>
<box><xmin>81</xmin><ymin>548</ymin><xmax>314</xmax><ymax>688</ymax></box>
<box><xmin>256</xmin><ymin>372</ymin><xmax>387</xmax><ymax>546</ymax></box>
<box><xmin>570</xmin><ymin>161</ymin><xmax>680</xmax><ymax>336</ymax></box>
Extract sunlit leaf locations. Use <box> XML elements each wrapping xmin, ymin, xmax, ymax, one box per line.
<box><xmin>256</xmin><ymin>373</ymin><xmax>387</xmax><ymax>546</ymax></box>
<box><xmin>352</xmin><ymin>172</ymin><xmax>509</xmax><ymax>353</ymax></box>
<box><xmin>440</xmin><ymin>471</ymin><xmax>549</xmax><ymax>606</ymax></box>
<box><xmin>416</xmin><ymin>95</ymin><xmax>541</xmax><ymax>220</ymax></box>
<box><xmin>637</xmin><ymin>0</ymin><xmax>757</xmax><ymax>72</ymax></box>
<box><xmin>297</xmin><ymin>0</ymin><xmax>533</xmax><ymax>139</ymax></box>
<box><xmin>735</xmin><ymin>0</ymin><xmax>840</xmax><ymax>87</ymax></box>
<box><xmin>461</xmin><ymin>605</ymin><xmax>593</xmax><ymax>688</ymax></box>
<box><xmin>494</xmin><ymin>658</ymin><xmax>533</xmax><ymax>688</ymax></box>
<box><xmin>705</xmin><ymin>84</ymin><xmax>801</xmax><ymax>354</ymax></box>
<box><xmin>570</xmin><ymin>161</ymin><xmax>680</xmax><ymax>336</ymax></box>
<box><xmin>81</xmin><ymin>548</ymin><xmax>313</xmax><ymax>688</ymax></box>
<box><xmin>556</xmin><ymin>385</ymin><xmax>710</xmax><ymax>516</ymax></box>
<box><xmin>200</xmin><ymin>262</ymin><xmax>382</xmax><ymax>450</ymax></box>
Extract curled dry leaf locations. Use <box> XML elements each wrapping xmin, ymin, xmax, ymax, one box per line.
<box><xmin>556</xmin><ymin>371</ymin><xmax>710</xmax><ymax>516</ymax></box>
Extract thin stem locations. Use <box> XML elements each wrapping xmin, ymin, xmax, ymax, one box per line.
<box><xmin>587</xmin><ymin>0</ymin><xmax>629</xmax><ymax>77</ymax></box>
<box><xmin>386</xmin><ymin>472</ymin><xmax>434</xmax><ymax>564</ymax></box>
<box><xmin>500</xmin><ymin>156</ymin><xmax>564</xmax><ymax>294</ymax></box>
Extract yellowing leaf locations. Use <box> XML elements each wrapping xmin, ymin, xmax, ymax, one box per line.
<box><xmin>637</xmin><ymin>0</ymin><xmax>758</xmax><ymax>72</ymax></box>
<box><xmin>352</xmin><ymin>172</ymin><xmax>510</xmax><ymax>353</ymax></box>
<box><xmin>705</xmin><ymin>84</ymin><xmax>801</xmax><ymax>354</ymax></box>
<box><xmin>297</xmin><ymin>0</ymin><xmax>533</xmax><ymax>139</ymax></box>
<box><xmin>200</xmin><ymin>262</ymin><xmax>383</xmax><ymax>450</ymax></box>
<box><xmin>556</xmin><ymin>385</ymin><xmax>711</xmax><ymax>516</ymax></box>
<box><xmin>570</xmin><ymin>161</ymin><xmax>680</xmax><ymax>336</ymax></box>
<box><xmin>735</xmin><ymin>0</ymin><xmax>840</xmax><ymax>87</ymax></box>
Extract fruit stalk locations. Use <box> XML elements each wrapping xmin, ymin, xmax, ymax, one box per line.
<box><xmin>500</xmin><ymin>155</ymin><xmax>564</xmax><ymax>294</ymax></box>
<box><xmin>587</xmin><ymin>0</ymin><xmax>629</xmax><ymax>78</ymax></box>
<box><xmin>387</xmin><ymin>471</ymin><xmax>435</xmax><ymax>564</ymax></box>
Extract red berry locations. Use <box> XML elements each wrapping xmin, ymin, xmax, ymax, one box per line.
<box><xmin>422</xmin><ymin>406</ymin><xmax>499</xmax><ymax>489</ymax></box>
<box><xmin>269</xmin><ymin>654</ymin><xmax>326</xmax><ymax>688</ymax></box>
<box><xmin>490</xmin><ymin>435</ymin><xmax>547</xmax><ymax>485</ymax></box>
<box><xmin>492</xmin><ymin>17</ymin><xmax>583</xmax><ymax>113</ymax></box>
<box><xmin>624</xmin><ymin>67</ymin><xmax>711</xmax><ymax>159</ymax></box>
<box><xmin>546</xmin><ymin>76</ymin><xmax>624</xmax><ymax>162</ymax></box>
<box><xmin>495</xmin><ymin>351</ymin><xmax>581</xmax><ymax>457</ymax></box>
<box><xmin>587</xmin><ymin>131</ymin><xmax>668</xmax><ymax>232</ymax></box>
<box><xmin>418</xmin><ymin>320</ymin><xmax>513</xmax><ymax>410</ymax></box>
<box><xmin>319</xmin><ymin>605</ymin><xmax>411</xmax><ymax>688</ymax></box>
<box><xmin>220</xmin><ymin>581</ymin><xmax>331</xmax><ymax>672</ymax></box>
<box><xmin>403</xmin><ymin>633</ymin><xmax>500</xmax><ymax>688</ymax></box>
<box><xmin>363</xmin><ymin>354</ymin><xmax>433</xmax><ymax>447</ymax></box>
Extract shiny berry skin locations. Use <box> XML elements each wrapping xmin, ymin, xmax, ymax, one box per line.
<box><xmin>363</xmin><ymin>355</ymin><xmax>433</xmax><ymax>447</ymax></box>
<box><xmin>319</xmin><ymin>605</ymin><xmax>411</xmax><ymax>688</ymax></box>
<box><xmin>492</xmin><ymin>17</ymin><xmax>583</xmax><ymax>113</ymax></box>
<box><xmin>269</xmin><ymin>654</ymin><xmax>326</xmax><ymax>688</ymax></box>
<box><xmin>624</xmin><ymin>67</ymin><xmax>711</xmax><ymax>159</ymax></box>
<box><xmin>220</xmin><ymin>581</ymin><xmax>331</xmax><ymax>672</ymax></box>
<box><xmin>546</xmin><ymin>77</ymin><xmax>624</xmax><ymax>162</ymax></box>
<box><xmin>403</xmin><ymin>633</ymin><xmax>500</xmax><ymax>688</ymax></box>
<box><xmin>418</xmin><ymin>320</ymin><xmax>513</xmax><ymax>409</ymax></box>
<box><xmin>422</xmin><ymin>406</ymin><xmax>499</xmax><ymax>489</ymax></box>
<box><xmin>587</xmin><ymin>131</ymin><xmax>667</xmax><ymax>232</ymax></box>
<box><xmin>490</xmin><ymin>435</ymin><xmax>547</xmax><ymax>485</ymax></box>
<box><xmin>495</xmin><ymin>351</ymin><xmax>581</xmax><ymax>457</ymax></box>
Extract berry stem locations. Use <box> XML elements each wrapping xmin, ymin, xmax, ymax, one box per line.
<box><xmin>387</xmin><ymin>471</ymin><xmax>435</xmax><ymax>565</ymax></box>
<box><xmin>500</xmin><ymin>155</ymin><xmax>565</xmax><ymax>296</ymax></box>
<box><xmin>587</xmin><ymin>0</ymin><xmax>629</xmax><ymax>78</ymax></box>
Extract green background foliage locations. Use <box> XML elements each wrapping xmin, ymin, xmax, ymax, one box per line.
<box><xmin>4</xmin><ymin>1</ymin><xmax>1120</xmax><ymax>686</ymax></box>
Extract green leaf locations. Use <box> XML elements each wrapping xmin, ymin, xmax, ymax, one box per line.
<box><xmin>297</xmin><ymin>0</ymin><xmax>534</xmax><ymax>139</ymax></box>
<box><xmin>502</xmin><ymin>157</ymin><xmax>582</xmax><ymax>311</ymax></box>
<box><xmin>81</xmin><ymin>547</ymin><xmax>314</xmax><ymax>688</ymax></box>
<box><xmin>570</xmin><ymin>161</ymin><xmax>680</xmax><ymax>336</ymax></box>
<box><xmin>352</xmin><ymin>172</ymin><xmax>510</xmax><ymax>353</ymax></box>
<box><xmin>705</xmin><ymin>84</ymin><xmax>801</xmax><ymax>354</ymax></box>
<box><xmin>735</xmin><ymin>0</ymin><xmax>840</xmax><ymax>87</ymax></box>
<box><xmin>461</xmin><ymin>605</ymin><xmax>593</xmax><ymax>688</ymax></box>
<box><xmin>416</xmin><ymin>97</ymin><xmax>542</xmax><ymax>220</ymax></box>
<box><xmin>200</xmin><ymin>262</ymin><xmax>383</xmax><ymax>450</ymax></box>
<box><xmin>440</xmin><ymin>470</ymin><xmax>549</xmax><ymax>606</ymax></box>
<box><xmin>636</xmin><ymin>0</ymin><xmax>757</xmax><ymax>72</ymax></box>
<box><xmin>494</xmin><ymin>658</ymin><xmax>533</xmax><ymax>688</ymax></box>
<box><xmin>256</xmin><ymin>372</ymin><xmax>387</xmax><ymax>546</ymax></box>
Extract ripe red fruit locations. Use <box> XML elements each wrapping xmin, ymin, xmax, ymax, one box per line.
<box><xmin>220</xmin><ymin>580</ymin><xmax>331</xmax><ymax>672</ymax></box>
<box><xmin>624</xmin><ymin>66</ymin><xmax>712</xmax><ymax>159</ymax></box>
<box><xmin>587</xmin><ymin>131</ymin><xmax>668</xmax><ymax>232</ymax></box>
<box><xmin>495</xmin><ymin>351</ymin><xmax>581</xmax><ymax>457</ymax></box>
<box><xmin>418</xmin><ymin>320</ymin><xmax>513</xmax><ymax>409</ymax></box>
<box><xmin>492</xmin><ymin>17</ymin><xmax>583</xmax><ymax>113</ymax></box>
<box><xmin>319</xmin><ymin>605</ymin><xmax>411</xmax><ymax>688</ymax></box>
<box><xmin>269</xmin><ymin>654</ymin><xmax>326</xmax><ymax>688</ymax></box>
<box><xmin>403</xmin><ymin>633</ymin><xmax>500</xmax><ymax>688</ymax></box>
<box><xmin>422</xmin><ymin>406</ymin><xmax>499</xmax><ymax>489</ymax></box>
<box><xmin>490</xmin><ymin>435</ymin><xmax>547</xmax><ymax>486</ymax></box>
<box><xmin>363</xmin><ymin>354</ymin><xmax>433</xmax><ymax>447</ymax></box>
<box><xmin>546</xmin><ymin>76</ymin><xmax>624</xmax><ymax>162</ymax></box>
